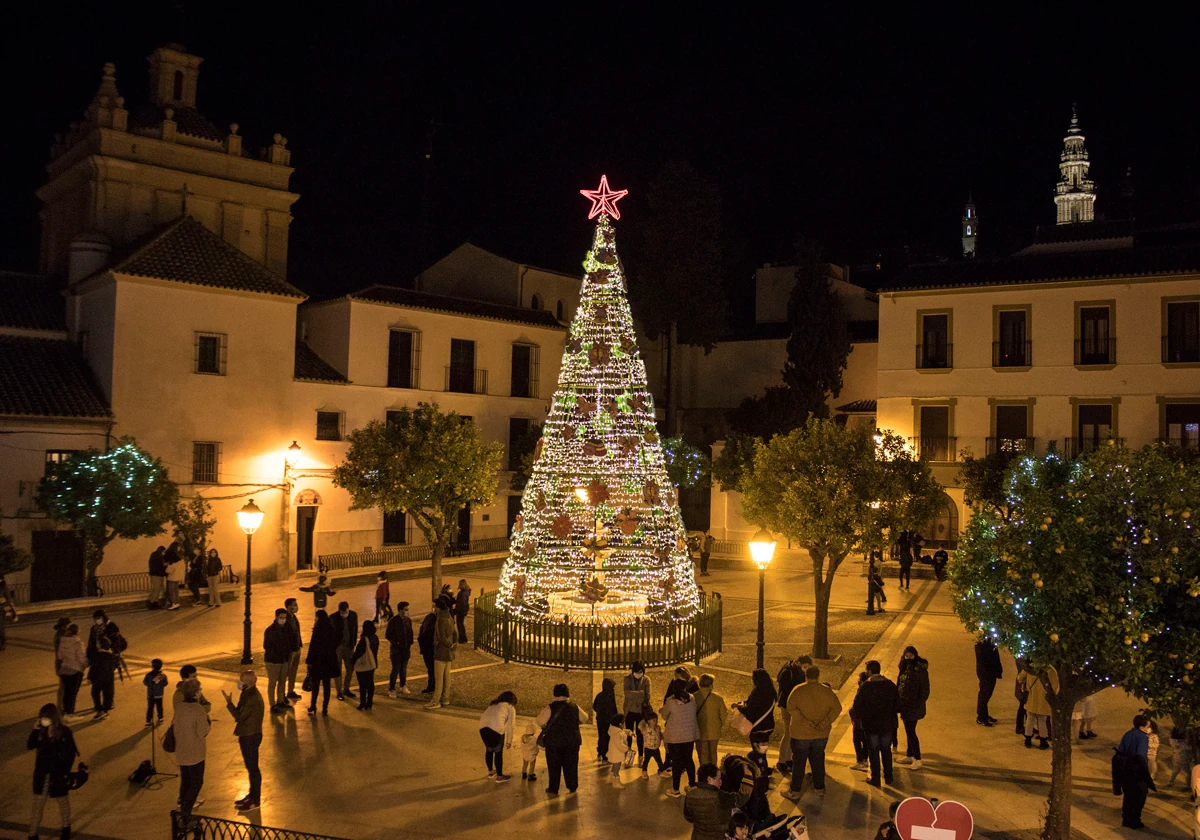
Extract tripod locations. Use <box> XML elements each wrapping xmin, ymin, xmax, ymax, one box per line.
<box><xmin>142</xmin><ymin>715</ymin><xmax>179</xmax><ymax>789</ymax></box>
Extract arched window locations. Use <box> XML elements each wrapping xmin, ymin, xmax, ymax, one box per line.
<box><xmin>556</xmin><ymin>300</ymin><xmax>565</xmax><ymax>320</ymax></box>
<box><xmin>530</xmin><ymin>294</ymin><xmax>543</xmax><ymax>311</ymax></box>
<box><xmin>172</xmin><ymin>70</ymin><xmax>184</xmax><ymax>101</ymax></box>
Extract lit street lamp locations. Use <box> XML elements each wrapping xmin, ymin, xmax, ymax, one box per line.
<box><xmin>237</xmin><ymin>499</ymin><xmax>264</xmax><ymax>665</ymax></box>
<box><xmin>748</xmin><ymin>528</ymin><xmax>777</xmax><ymax>669</ymax></box>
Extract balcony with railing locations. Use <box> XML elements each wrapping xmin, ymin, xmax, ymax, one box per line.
<box><xmin>1075</xmin><ymin>338</ymin><xmax>1116</xmax><ymax>366</ymax></box>
<box><xmin>1163</xmin><ymin>334</ymin><xmax>1200</xmax><ymax>364</ymax></box>
<box><xmin>1064</xmin><ymin>437</ymin><xmax>1124</xmax><ymax>458</ymax></box>
<box><xmin>993</xmin><ymin>340</ymin><xmax>1031</xmax><ymax>367</ymax></box>
<box><xmin>908</xmin><ymin>436</ymin><xmax>958</xmax><ymax>462</ymax></box>
<box><xmin>1157</xmin><ymin>436</ymin><xmax>1200</xmax><ymax>455</ymax></box>
<box><xmin>915</xmin><ymin>343</ymin><xmax>953</xmax><ymax>370</ymax></box>
<box><xmin>986</xmin><ymin>437</ymin><xmax>1036</xmax><ymax>457</ymax></box>
<box><xmin>445</xmin><ymin>366</ymin><xmax>488</xmax><ymax>394</ymax></box>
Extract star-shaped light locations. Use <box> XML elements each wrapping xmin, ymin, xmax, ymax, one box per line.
<box><xmin>580</xmin><ymin>174</ymin><xmax>628</xmax><ymax>220</ymax></box>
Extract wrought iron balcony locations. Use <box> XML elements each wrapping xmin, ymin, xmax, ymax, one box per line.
<box><xmin>986</xmin><ymin>437</ymin><xmax>1036</xmax><ymax>457</ymax></box>
<box><xmin>445</xmin><ymin>366</ymin><xmax>488</xmax><ymax>395</ymax></box>
<box><xmin>908</xmin><ymin>436</ymin><xmax>958</xmax><ymax>462</ymax></box>
<box><xmin>992</xmin><ymin>340</ymin><xmax>1031</xmax><ymax>367</ymax></box>
<box><xmin>915</xmin><ymin>343</ymin><xmax>952</xmax><ymax>370</ymax></box>
<box><xmin>1064</xmin><ymin>437</ymin><xmax>1124</xmax><ymax>458</ymax></box>
<box><xmin>1075</xmin><ymin>338</ymin><xmax>1116</xmax><ymax>366</ymax></box>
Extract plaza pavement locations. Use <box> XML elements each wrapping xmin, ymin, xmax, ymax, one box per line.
<box><xmin>0</xmin><ymin>563</ymin><xmax>1193</xmax><ymax>839</ymax></box>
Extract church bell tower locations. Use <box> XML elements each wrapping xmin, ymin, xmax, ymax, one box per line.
<box><xmin>962</xmin><ymin>194</ymin><xmax>977</xmax><ymax>258</ymax></box>
<box><xmin>1054</xmin><ymin>103</ymin><xmax>1096</xmax><ymax>224</ymax></box>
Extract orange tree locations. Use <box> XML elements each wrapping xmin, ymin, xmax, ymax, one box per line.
<box><xmin>332</xmin><ymin>403</ymin><xmax>502</xmax><ymax>600</ymax></box>
<box><xmin>951</xmin><ymin>443</ymin><xmax>1200</xmax><ymax>840</ymax></box>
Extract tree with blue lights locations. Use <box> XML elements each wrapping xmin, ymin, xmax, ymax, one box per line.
<box><xmin>951</xmin><ymin>443</ymin><xmax>1199</xmax><ymax>840</ymax></box>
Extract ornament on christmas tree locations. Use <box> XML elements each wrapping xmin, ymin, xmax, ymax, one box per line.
<box><xmin>495</xmin><ymin>177</ymin><xmax>701</xmax><ymax>624</ymax></box>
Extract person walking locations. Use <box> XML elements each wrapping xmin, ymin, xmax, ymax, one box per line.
<box><xmin>222</xmin><ymin>670</ymin><xmax>264</xmax><ymax>812</ymax></box>
<box><xmin>173</xmin><ymin>678</ymin><xmax>211</xmax><ymax>823</ymax></box>
<box><xmin>299</xmin><ymin>575</ymin><xmax>336</xmax><ymax>610</ymax></box>
<box><xmin>386</xmin><ymin>602</ymin><xmax>414</xmax><ymax>698</ymax></box>
<box><xmin>27</xmin><ymin>703</ymin><xmax>81</xmax><ymax>840</ymax></box>
<box><xmin>352</xmin><ymin>619</ymin><xmax>380</xmax><ymax>710</ymax></box>
<box><xmin>329</xmin><ymin>601</ymin><xmax>359</xmax><ymax>701</ymax></box>
<box><xmin>305</xmin><ymin>610</ymin><xmax>339</xmax><ymax>716</ymax></box>
<box><xmin>683</xmin><ymin>763</ymin><xmax>750</xmax><ymax>840</ymax></box>
<box><xmin>479</xmin><ymin>690</ymin><xmax>518</xmax><ymax>782</ymax></box>
<box><xmin>1024</xmin><ymin>665</ymin><xmax>1058</xmax><ymax>749</ymax></box>
<box><xmin>164</xmin><ymin>542</ymin><xmax>184</xmax><ymax>610</ymax></box>
<box><xmin>853</xmin><ymin>659</ymin><xmax>900</xmax><ymax>787</ymax></box>
<box><xmin>417</xmin><ymin>602</ymin><xmax>438</xmax><ymax>695</ymax></box>
<box><xmin>56</xmin><ymin>625</ymin><xmax>86</xmax><ymax>719</ymax></box>
<box><xmin>593</xmin><ymin>678</ymin><xmax>619</xmax><ymax>763</ymax></box>
<box><xmin>896</xmin><ymin>646</ymin><xmax>930</xmax><ymax>770</ymax></box>
<box><xmin>623</xmin><ymin>662</ymin><xmax>651</xmax><ymax>758</ymax></box>
<box><xmin>775</xmin><ymin>654</ymin><xmax>811</xmax><ymax>774</ymax></box>
<box><xmin>732</xmin><ymin>668</ymin><xmax>777</xmax><ymax>746</ymax></box>
<box><xmin>455</xmin><ymin>579</ymin><xmax>472</xmax><ymax>644</ymax></box>
<box><xmin>284</xmin><ymin>599</ymin><xmax>303</xmax><ymax>702</ymax></box>
<box><xmin>373</xmin><ymin>572</ymin><xmax>393</xmax><ymax>624</ymax></box>
<box><xmin>205</xmin><ymin>549</ymin><xmax>223</xmax><ymax>607</ymax></box>
<box><xmin>1114</xmin><ymin>714</ymin><xmax>1156</xmax><ymax>829</ymax></box>
<box><xmin>975</xmin><ymin>636</ymin><xmax>1002</xmax><ymax>726</ymax></box>
<box><xmin>661</xmin><ymin>678</ymin><xmax>700</xmax><ymax>798</ymax></box>
<box><xmin>262</xmin><ymin>608</ymin><xmax>292</xmax><ymax>713</ymax></box>
<box><xmin>695</xmin><ymin>674</ymin><xmax>728</xmax><ymax>768</ymax></box>
<box><xmin>781</xmin><ymin>665</ymin><xmax>842</xmax><ymax>800</ymax></box>
<box><xmin>699</xmin><ymin>531</ymin><xmax>714</xmax><ymax>576</ymax></box>
<box><xmin>148</xmin><ymin>545</ymin><xmax>167</xmax><ymax>608</ymax></box>
<box><xmin>425</xmin><ymin>600</ymin><xmax>457</xmax><ymax>709</ymax></box>
<box><xmin>537</xmin><ymin>684</ymin><xmax>587</xmax><ymax>795</ymax></box>
<box><xmin>868</xmin><ymin>558</ymin><xmax>887</xmax><ymax>612</ymax></box>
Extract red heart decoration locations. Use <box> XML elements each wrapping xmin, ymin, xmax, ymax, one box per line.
<box><xmin>895</xmin><ymin>798</ymin><xmax>974</xmax><ymax>840</ymax></box>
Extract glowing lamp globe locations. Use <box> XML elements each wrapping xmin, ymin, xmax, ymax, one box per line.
<box><xmin>574</xmin><ymin>486</ymin><xmax>591</xmax><ymax>504</ymax></box>
<box><xmin>237</xmin><ymin>499</ymin><xmax>264</xmax><ymax>535</ymax></box>
<box><xmin>748</xmin><ymin>528</ymin><xmax>777</xmax><ymax>570</ymax></box>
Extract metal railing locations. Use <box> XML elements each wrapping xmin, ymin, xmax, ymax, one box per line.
<box><xmin>1163</xmin><ymin>334</ymin><xmax>1200</xmax><ymax>364</ymax></box>
<box><xmin>993</xmin><ymin>340</ymin><xmax>1031</xmax><ymax>367</ymax></box>
<box><xmin>986</xmin><ymin>437</ymin><xmax>1036</xmax><ymax>456</ymax></box>
<box><xmin>318</xmin><ymin>537</ymin><xmax>509</xmax><ymax>574</ymax></box>
<box><xmin>9</xmin><ymin>564</ymin><xmax>239</xmax><ymax>606</ymax></box>
<box><xmin>908</xmin><ymin>436</ymin><xmax>958</xmax><ymax>462</ymax></box>
<box><xmin>712</xmin><ymin>539</ymin><xmax>750</xmax><ymax>558</ymax></box>
<box><xmin>1075</xmin><ymin>338</ymin><xmax>1116</xmax><ymax>365</ymax></box>
<box><xmin>473</xmin><ymin>589</ymin><xmax>723</xmax><ymax>670</ymax></box>
<box><xmin>1157</xmin><ymin>437</ymin><xmax>1200</xmax><ymax>457</ymax></box>
<box><xmin>1064</xmin><ymin>437</ymin><xmax>1124</xmax><ymax>458</ymax></box>
<box><xmin>171</xmin><ymin>810</ymin><xmax>350</xmax><ymax>840</ymax></box>
<box><xmin>915</xmin><ymin>343</ymin><xmax>952</xmax><ymax>370</ymax></box>
<box><xmin>445</xmin><ymin>365</ymin><xmax>488</xmax><ymax>394</ymax></box>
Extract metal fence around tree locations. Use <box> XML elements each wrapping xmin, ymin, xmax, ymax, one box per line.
<box><xmin>473</xmin><ymin>589</ymin><xmax>722</xmax><ymax>670</ymax></box>
<box><xmin>171</xmin><ymin>811</ymin><xmax>350</xmax><ymax>840</ymax></box>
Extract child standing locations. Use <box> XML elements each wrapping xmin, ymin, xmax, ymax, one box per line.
<box><xmin>606</xmin><ymin>714</ymin><xmax>627</xmax><ymax>788</ymax></box>
<box><xmin>638</xmin><ymin>710</ymin><xmax>665</xmax><ymax>778</ymax></box>
<box><xmin>374</xmin><ymin>572</ymin><xmax>393</xmax><ymax>623</ymax></box>
<box><xmin>520</xmin><ymin>722</ymin><xmax>540</xmax><ymax>781</ymax></box>
<box><xmin>142</xmin><ymin>658</ymin><xmax>167</xmax><ymax>727</ymax></box>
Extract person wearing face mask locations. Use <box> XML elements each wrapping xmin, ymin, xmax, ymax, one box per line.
<box><xmin>222</xmin><ymin>670</ymin><xmax>264</xmax><ymax>812</ymax></box>
<box><xmin>623</xmin><ymin>662</ymin><xmax>651</xmax><ymax>759</ymax></box>
<box><xmin>386</xmin><ymin>601</ymin><xmax>414</xmax><ymax>698</ymax></box>
<box><xmin>896</xmin><ymin>645</ymin><xmax>930</xmax><ymax>771</ymax></box>
<box><xmin>329</xmin><ymin>601</ymin><xmax>359</xmax><ymax>702</ymax></box>
<box><xmin>173</xmin><ymin>678</ymin><xmax>211</xmax><ymax>823</ymax></box>
<box><xmin>352</xmin><ymin>620</ymin><xmax>380</xmax><ymax>710</ymax></box>
<box><xmin>284</xmin><ymin>599</ymin><xmax>303</xmax><ymax>702</ymax></box>
<box><xmin>205</xmin><ymin>549</ymin><xmax>224</xmax><ymax>608</ymax></box>
<box><xmin>262</xmin><ymin>609</ymin><xmax>292</xmax><ymax>713</ymax></box>
<box><xmin>56</xmin><ymin>625</ymin><xmax>87</xmax><ymax>719</ymax></box>
<box><xmin>305</xmin><ymin>610</ymin><xmax>339</xmax><ymax>716</ymax></box>
<box><xmin>28</xmin><ymin>703</ymin><xmax>81</xmax><ymax>840</ymax></box>
<box><xmin>87</xmin><ymin>630</ymin><xmax>118</xmax><ymax>721</ymax></box>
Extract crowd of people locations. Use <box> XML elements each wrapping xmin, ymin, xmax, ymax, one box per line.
<box><xmin>146</xmin><ymin>543</ymin><xmax>226</xmax><ymax>611</ymax></box>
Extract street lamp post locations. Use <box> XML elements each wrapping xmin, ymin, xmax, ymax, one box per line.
<box><xmin>237</xmin><ymin>499</ymin><xmax>264</xmax><ymax>666</ymax></box>
<box><xmin>748</xmin><ymin>528</ymin><xmax>777</xmax><ymax>670</ymax></box>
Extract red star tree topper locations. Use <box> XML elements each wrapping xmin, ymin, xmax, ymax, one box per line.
<box><xmin>580</xmin><ymin>174</ymin><xmax>628</xmax><ymax>220</ymax></box>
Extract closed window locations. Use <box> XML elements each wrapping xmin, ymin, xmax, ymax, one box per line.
<box><xmin>994</xmin><ymin>310</ymin><xmax>1029</xmax><ymax>366</ymax></box>
<box><xmin>511</xmin><ymin>343</ymin><xmax>540</xmax><ymax>398</ymax></box>
<box><xmin>1078</xmin><ymin>306</ymin><xmax>1113</xmax><ymax>364</ymax></box>
<box><xmin>192</xmin><ymin>442</ymin><xmax>220</xmax><ymax>484</ymax></box>
<box><xmin>316</xmin><ymin>411</ymin><xmax>343</xmax><ymax>441</ymax></box>
<box><xmin>387</xmin><ymin>329</ymin><xmax>420</xmax><ymax>388</ymax></box>
<box><xmin>447</xmin><ymin>339</ymin><xmax>480</xmax><ymax>393</ymax></box>
<box><xmin>915</xmin><ymin>405</ymin><xmax>954</xmax><ymax>462</ymax></box>
<box><xmin>1165</xmin><ymin>301</ymin><xmax>1200</xmax><ymax>363</ymax></box>
<box><xmin>918</xmin><ymin>313</ymin><xmax>950</xmax><ymax>369</ymax></box>
<box><xmin>195</xmin><ymin>332</ymin><xmax>227</xmax><ymax>375</ymax></box>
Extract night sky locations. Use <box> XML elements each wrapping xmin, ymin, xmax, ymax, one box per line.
<box><xmin>2</xmin><ymin>5</ymin><xmax>1197</xmax><ymax>301</ymax></box>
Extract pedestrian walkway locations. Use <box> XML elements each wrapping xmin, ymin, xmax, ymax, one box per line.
<box><xmin>0</xmin><ymin>565</ymin><xmax>1192</xmax><ymax>839</ymax></box>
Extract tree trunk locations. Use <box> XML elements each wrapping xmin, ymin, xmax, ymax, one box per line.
<box><xmin>84</xmin><ymin>538</ymin><xmax>104</xmax><ymax>597</ymax></box>
<box><xmin>1043</xmin><ymin>693</ymin><xmax>1076</xmax><ymax>840</ymax></box>
<box><xmin>811</xmin><ymin>556</ymin><xmax>833</xmax><ymax>659</ymax></box>
<box><xmin>430</xmin><ymin>541</ymin><xmax>445</xmax><ymax>603</ymax></box>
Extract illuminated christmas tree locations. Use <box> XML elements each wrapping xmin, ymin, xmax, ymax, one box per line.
<box><xmin>496</xmin><ymin>176</ymin><xmax>701</xmax><ymax>623</ymax></box>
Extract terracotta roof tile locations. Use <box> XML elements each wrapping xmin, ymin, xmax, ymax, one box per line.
<box><xmin>294</xmin><ymin>342</ymin><xmax>346</xmax><ymax>382</ymax></box>
<box><xmin>0</xmin><ymin>272</ymin><xmax>65</xmax><ymax>332</ymax></box>
<box><xmin>0</xmin><ymin>336</ymin><xmax>110</xmax><ymax>419</ymax></box>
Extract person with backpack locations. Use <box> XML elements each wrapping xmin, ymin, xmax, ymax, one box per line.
<box><xmin>205</xmin><ymin>549</ymin><xmax>224</xmax><ymax>607</ymax></box>
<box><xmin>417</xmin><ymin>601</ymin><xmax>438</xmax><ymax>695</ymax></box>
<box><xmin>386</xmin><ymin>601</ymin><xmax>414</xmax><ymax>698</ymax></box>
<box><xmin>299</xmin><ymin>575</ymin><xmax>336</xmax><ymax>609</ymax></box>
<box><xmin>27</xmin><ymin>703</ymin><xmax>81</xmax><ymax>840</ymax></box>
<box><xmin>775</xmin><ymin>654</ymin><xmax>811</xmax><ymax>774</ymax></box>
<box><xmin>537</xmin><ymin>683</ymin><xmax>588</xmax><ymax>795</ymax></box>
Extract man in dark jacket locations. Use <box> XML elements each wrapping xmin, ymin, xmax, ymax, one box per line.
<box><xmin>417</xmin><ymin>602</ymin><xmax>438</xmax><ymax>694</ymax></box>
<box><xmin>222</xmin><ymin>669</ymin><xmax>265</xmax><ymax>812</ymax></box>
<box><xmin>592</xmin><ymin>677</ymin><xmax>619</xmax><ymax>762</ymax></box>
<box><xmin>329</xmin><ymin>601</ymin><xmax>359</xmax><ymax>701</ymax></box>
<box><xmin>263</xmin><ymin>608</ymin><xmax>292</xmax><ymax>712</ymax></box>
<box><xmin>975</xmin><ymin>636</ymin><xmax>1003</xmax><ymax>726</ymax></box>
<box><xmin>148</xmin><ymin>546</ymin><xmax>167</xmax><ymax>607</ymax></box>
<box><xmin>852</xmin><ymin>659</ymin><xmax>900</xmax><ymax>786</ymax></box>
<box><xmin>386</xmin><ymin>601</ymin><xmax>414</xmax><ymax>697</ymax></box>
<box><xmin>284</xmin><ymin>598</ymin><xmax>303</xmax><ymax>701</ymax></box>
<box><xmin>1113</xmin><ymin>714</ymin><xmax>1155</xmax><ymax>829</ymax></box>
<box><xmin>537</xmin><ymin>684</ymin><xmax>587</xmax><ymax>795</ymax></box>
<box><xmin>683</xmin><ymin>763</ymin><xmax>750</xmax><ymax>840</ymax></box>
<box><xmin>454</xmin><ymin>579</ymin><xmax>471</xmax><ymax>643</ymax></box>
<box><xmin>775</xmin><ymin>654</ymin><xmax>811</xmax><ymax>773</ymax></box>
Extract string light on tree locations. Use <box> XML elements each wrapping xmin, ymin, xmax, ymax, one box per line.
<box><xmin>496</xmin><ymin>176</ymin><xmax>700</xmax><ymax>624</ymax></box>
